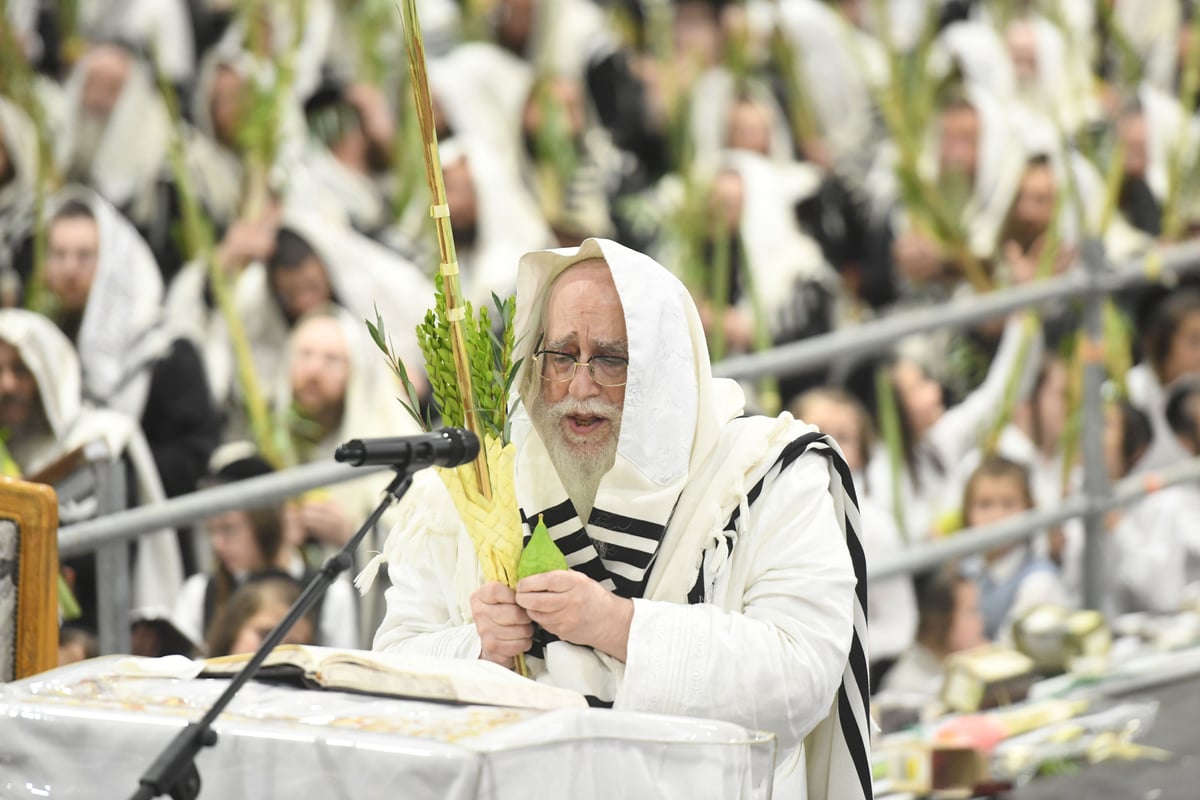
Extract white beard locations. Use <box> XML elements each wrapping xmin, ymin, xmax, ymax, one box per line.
<box><xmin>528</xmin><ymin>392</ymin><xmax>622</xmax><ymax>525</ymax></box>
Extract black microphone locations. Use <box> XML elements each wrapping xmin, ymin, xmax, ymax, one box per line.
<box><xmin>335</xmin><ymin>427</ymin><xmax>480</xmax><ymax>469</ymax></box>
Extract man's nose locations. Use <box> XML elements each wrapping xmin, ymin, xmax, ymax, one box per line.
<box><xmin>567</xmin><ymin>362</ymin><xmax>600</xmax><ymax>399</ymax></box>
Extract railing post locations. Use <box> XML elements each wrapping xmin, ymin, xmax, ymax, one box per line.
<box><xmin>1079</xmin><ymin>238</ymin><xmax>1111</xmax><ymax>612</ymax></box>
<box><xmin>91</xmin><ymin>445</ymin><xmax>131</xmax><ymax>655</ymax></box>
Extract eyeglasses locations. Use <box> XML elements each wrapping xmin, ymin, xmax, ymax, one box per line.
<box><xmin>534</xmin><ymin>349</ymin><xmax>629</xmax><ymax>387</ymax></box>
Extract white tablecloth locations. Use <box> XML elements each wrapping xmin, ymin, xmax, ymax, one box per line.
<box><xmin>0</xmin><ymin>657</ymin><xmax>776</xmax><ymax>799</ymax></box>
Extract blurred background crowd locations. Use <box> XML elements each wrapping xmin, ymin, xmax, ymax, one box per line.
<box><xmin>1</xmin><ymin>0</ymin><xmax>1199</xmax><ymax>710</ymax></box>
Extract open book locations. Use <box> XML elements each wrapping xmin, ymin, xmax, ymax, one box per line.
<box><xmin>200</xmin><ymin>645</ymin><xmax>587</xmax><ymax>710</ymax></box>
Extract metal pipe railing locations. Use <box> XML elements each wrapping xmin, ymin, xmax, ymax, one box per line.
<box><xmin>58</xmin><ymin>460</ymin><xmax>388</xmax><ymax>559</ymax></box>
<box><xmin>713</xmin><ymin>238</ymin><xmax>1200</xmax><ymax>382</ymax></box>
<box><xmin>871</xmin><ymin>455</ymin><xmax>1200</xmax><ymax>580</ymax></box>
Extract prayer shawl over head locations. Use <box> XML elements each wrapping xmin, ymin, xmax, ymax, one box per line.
<box><xmin>428</xmin><ymin>42</ymin><xmax>534</xmax><ymax>157</ymax></box>
<box><xmin>0</xmin><ymin>309</ymin><xmax>183</xmax><ymax>615</ymax></box>
<box><xmin>689</xmin><ymin>69</ymin><xmax>794</xmax><ymax>171</ymax></box>
<box><xmin>716</xmin><ymin>149</ymin><xmax>840</xmax><ymax>339</ymax></box>
<box><xmin>274</xmin><ymin>303</ymin><xmax>420</xmax><ymax>643</ymax></box>
<box><xmin>210</xmin><ymin>208</ymin><xmax>432</xmax><ymax>412</ymax></box>
<box><xmin>48</xmin><ymin>186</ymin><xmax>173</xmax><ymax>423</ymax></box>
<box><xmin>508</xmin><ymin>238</ymin><xmax>872</xmax><ymax>799</ymax></box>
<box><xmin>429</xmin><ymin>137</ymin><xmax>555</xmax><ymax>308</ymax></box>
<box><xmin>56</xmin><ymin>49</ymin><xmax>171</xmax><ymax>226</ymax></box>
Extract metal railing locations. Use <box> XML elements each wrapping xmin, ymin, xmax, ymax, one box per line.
<box><xmin>55</xmin><ymin>237</ymin><xmax>1200</xmax><ymax>648</ymax></box>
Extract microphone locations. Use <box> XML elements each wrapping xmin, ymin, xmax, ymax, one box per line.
<box><xmin>335</xmin><ymin>427</ymin><xmax>480</xmax><ymax>469</ymax></box>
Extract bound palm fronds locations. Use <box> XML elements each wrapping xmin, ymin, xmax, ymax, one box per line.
<box><xmin>874</xmin><ymin>365</ymin><xmax>909</xmax><ymax>544</ymax></box>
<box><xmin>394</xmin><ymin>0</ymin><xmax>529</xmax><ymax>673</ymax></box>
<box><xmin>0</xmin><ymin>12</ymin><xmax>61</xmax><ymax>313</ymax></box>
<box><xmin>866</xmin><ymin>0</ymin><xmax>992</xmax><ymax>293</ymax></box>
<box><xmin>237</xmin><ymin>0</ymin><xmax>307</xmax><ymax>219</ymax></box>
<box><xmin>154</xmin><ymin>60</ymin><xmax>283</xmax><ymax>468</ymax></box>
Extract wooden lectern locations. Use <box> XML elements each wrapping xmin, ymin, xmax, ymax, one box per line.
<box><xmin>0</xmin><ymin>476</ymin><xmax>59</xmax><ymax>680</ymax></box>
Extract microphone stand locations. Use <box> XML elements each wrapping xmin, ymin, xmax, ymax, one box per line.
<box><xmin>129</xmin><ymin>467</ymin><xmax>414</xmax><ymax>800</ymax></box>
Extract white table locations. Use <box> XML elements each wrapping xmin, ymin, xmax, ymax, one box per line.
<box><xmin>0</xmin><ymin>657</ymin><xmax>776</xmax><ymax>799</ymax></box>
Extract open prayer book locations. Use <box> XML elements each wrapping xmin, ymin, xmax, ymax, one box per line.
<box><xmin>200</xmin><ymin>645</ymin><xmax>587</xmax><ymax>710</ymax></box>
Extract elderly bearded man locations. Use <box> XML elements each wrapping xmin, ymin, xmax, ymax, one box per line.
<box><xmin>372</xmin><ymin>239</ymin><xmax>871</xmax><ymax>799</ymax></box>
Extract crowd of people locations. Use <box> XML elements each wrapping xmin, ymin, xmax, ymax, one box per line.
<box><xmin>0</xmin><ymin>0</ymin><xmax>1198</xmax><ymax>710</ymax></box>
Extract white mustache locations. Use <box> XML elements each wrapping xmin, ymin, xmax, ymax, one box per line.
<box><xmin>543</xmin><ymin>397</ymin><xmax>620</xmax><ymax>422</ymax></box>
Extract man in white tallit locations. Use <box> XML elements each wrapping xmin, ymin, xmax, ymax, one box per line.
<box><xmin>55</xmin><ymin>41</ymin><xmax>173</xmax><ymax>241</ymax></box>
<box><xmin>76</xmin><ymin>0</ymin><xmax>196</xmax><ymax>87</ymax></box>
<box><xmin>391</xmin><ymin>137</ymin><xmax>554</xmax><ymax>308</ymax></box>
<box><xmin>189</xmin><ymin>207</ymin><xmax>430</xmax><ymax>443</ymax></box>
<box><xmin>276</xmin><ymin>306</ymin><xmax>421</xmax><ymax>646</ymax></box>
<box><xmin>0</xmin><ymin>309</ymin><xmax>183</xmax><ymax>632</ymax></box>
<box><xmin>370</xmin><ymin>239</ymin><xmax>872</xmax><ymax>798</ymax></box>
<box><xmin>43</xmin><ymin>187</ymin><xmax>219</xmax><ymax>503</ymax></box>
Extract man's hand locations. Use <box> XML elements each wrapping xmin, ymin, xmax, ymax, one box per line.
<box><xmin>471</xmin><ymin>582</ymin><xmax>533</xmax><ymax>669</ymax></box>
<box><xmin>296</xmin><ymin>498</ymin><xmax>353</xmax><ymax>547</ymax></box>
<box><xmin>516</xmin><ymin>571</ymin><xmax>634</xmax><ymax>662</ymax></box>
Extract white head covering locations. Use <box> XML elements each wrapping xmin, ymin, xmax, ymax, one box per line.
<box><xmin>49</xmin><ymin>186</ymin><xmax>171</xmax><ymax>422</ymax></box>
<box><xmin>56</xmin><ymin>46</ymin><xmax>171</xmax><ymax>215</ymax></box>
<box><xmin>924</xmin><ymin>86</ymin><xmax>1027</xmax><ymax>258</ymax></box>
<box><xmin>689</xmin><ymin>69</ymin><xmax>794</xmax><ymax>170</ymax></box>
<box><xmin>77</xmin><ymin>0</ymin><xmax>196</xmax><ymax>85</ymax></box>
<box><xmin>0</xmin><ymin>308</ymin><xmax>184</xmax><ymax>613</ymax></box>
<box><xmin>777</xmin><ymin>0</ymin><xmax>888</xmax><ymax>168</ymax></box>
<box><xmin>717</xmin><ymin>149</ymin><xmax>839</xmax><ymax>336</ymax></box>
<box><xmin>436</xmin><ymin>136</ymin><xmax>555</xmax><ymax>307</ymax></box>
<box><xmin>510</xmin><ymin>239</ymin><xmax>872</xmax><ymax>799</ymax></box>
<box><xmin>931</xmin><ymin>20</ymin><xmax>1018</xmax><ymax>101</ymax></box>
<box><xmin>216</xmin><ymin>208</ymin><xmax>432</xmax><ymax>408</ymax></box>
<box><xmin>428</xmin><ymin>42</ymin><xmax>534</xmax><ymax>156</ymax></box>
<box><xmin>1137</xmin><ymin>82</ymin><xmax>1198</xmax><ymax>203</ymax></box>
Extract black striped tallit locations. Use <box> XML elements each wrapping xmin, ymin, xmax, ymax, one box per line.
<box><xmin>687</xmin><ymin>431</ymin><xmax>872</xmax><ymax>799</ymax></box>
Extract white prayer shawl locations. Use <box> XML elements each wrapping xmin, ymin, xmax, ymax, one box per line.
<box><xmin>434</xmin><ymin>137</ymin><xmax>556</xmax><ymax>308</ymax></box>
<box><xmin>1137</xmin><ymin>83</ymin><xmax>1198</xmax><ymax>204</ymax></box>
<box><xmin>0</xmin><ymin>309</ymin><xmax>183</xmax><ymax>616</ymax></box>
<box><xmin>49</xmin><ymin>187</ymin><xmax>172</xmax><ymax>423</ymax></box>
<box><xmin>512</xmin><ymin>0</ymin><xmax>615</xmax><ymax>83</ymax></box>
<box><xmin>1015</xmin><ymin>116</ymin><xmax>1151</xmax><ymax>260</ymax></box>
<box><xmin>777</xmin><ymin>0</ymin><xmax>889</xmax><ymax>171</ymax></box>
<box><xmin>275</xmin><ymin>304</ymin><xmax>421</xmax><ymax>644</ymax></box>
<box><xmin>77</xmin><ymin>0</ymin><xmax>196</xmax><ymax>85</ymax></box>
<box><xmin>718</xmin><ymin>149</ymin><xmax>841</xmax><ymax>339</ymax></box>
<box><xmin>214</xmin><ymin>0</ymin><xmax>336</xmax><ymax>101</ymax></box>
<box><xmin>299</xmin><ymin>140</ymin><xmax>388</xmax><ymax>234</ymax></box>
<box><xmin>371</xmin><ymin>238</ymin><xmax>872</xmax><ymax>799</ymax></box>
<box><xmin>931</xmin><ymin>20</ymin><xmax>1017</xmax><ymax>103</ymax></box>
<box><xmin>0</xmin><ymin>97</ymin><xmax>39</xmax><ymax>283</ymax></box>
<box><xmin>428</xmin><ymin>42</ymin><xmax>534</xmax><ymax>157</ymax></box>
<box><xmin>209</xmin><ymin>208</ymin><xmax>432</xmax><ymax>414</ymax></box>
<box><xmin>1011</xmin><ymin>16</ymin><xmax>1095</xmax><ymax>136</ymax></box>
<box><xmin>1115</xmin><ymin>0</ymin><xmax>1181</xmax><ymax>92</ymax></box>
<box><xmin>56</xmin><ymin>51</ymin><xmax>172</xmax><ymax>226</ymax></box>
<box><xmin>922</xmin><ymin>86</ymin><xmax>1027</xmax><ymax>259</ymax></box>
<box><xmin>689</xmin><ymin>69</ymin><xmax>794</xmax><ymax>172</ymax></box>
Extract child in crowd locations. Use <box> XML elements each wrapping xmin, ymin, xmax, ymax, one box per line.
<box><xmin>792</xmin><ymin>387</ymin><xmax>918</xmax><ymax>688</ymax></box>
<box><xmin>880</xmin><ymin>564</ymin><xmax>986</xmax><ymax>699</ymax></box>
<box><xmin>1129</xmin><ymin>288</ymin><xmax>1200</xmax><ymax>470</ymax></box>
<box><xmin>204</xmin><ymin>573</ymin><xmax>317</xmax><ymax>658</ymax></box>
<box><xmin>867</xmin><ymin>312</ymin><xmax>1043</xmax><ymax>543</ymax></box>
<box><xmin>965</xmin><ymin>455</ymin><xmax>1068</xmax><ymax>641</ymax></box>
<box><xmin>172</xmin><ymin>446</ymin><xmax>359</xmax><ymax>653</ymax></box>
